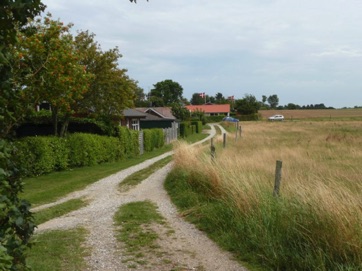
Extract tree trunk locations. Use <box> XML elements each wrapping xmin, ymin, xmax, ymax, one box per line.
<box><xmin>52</xmin><ymin>107</ymin><xmax>58</xmax><ymax>136</ymax></box>
<box><xmin>60</xmin><ymin>114</ymin><xmax>70</xmax><ymax>137</ymax></box>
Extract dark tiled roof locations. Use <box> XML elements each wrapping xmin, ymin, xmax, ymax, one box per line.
<box><xmin>136</xmin><ymin>107</ymin><xmax>176</xmax><ymax>119</ymax></box>
<box><xmin>123</xmin><ymin>109</ymin><xmax>147</xmax><ymax>118</ymax></box>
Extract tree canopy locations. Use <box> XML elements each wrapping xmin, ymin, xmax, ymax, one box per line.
<box><xmin>1</xmin><ymin>1</ymin><xmax>45</xmax><ymax>269</ymax></box>
<box><xmin>267</xmin><ymin>94</ymin><xmax>279</xmax><ymax>109</ymax></box>
<box><xmin>150</xmin><ymin>79</ymin><xmax>183</xmax><ymax>107</ymax></box>
<box><xmin>74</xmin><ymin>30</ymin><xmax>136</xmax><ymax>120</ymax></box>
<box><xmin>13</xmin><ymin>15</ymin><xmax>93</xmax><ymax>136</ymax></box>
<box><xmin>235</xmin><ymin>94</ymin><xmax>260</xmax><ymax>115</ymax></box>
<box><xmin>190</xmin><ymin>93</ymin><xmax>205</xmax><ymax>105</ymax></box>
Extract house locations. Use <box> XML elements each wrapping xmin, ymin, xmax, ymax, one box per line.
<box><xmin>136</xmin><ymin>107</ymin><xmax>178</xmax><ymax>129</ymax></box>
<box><xmin>185</xmin><ymin>104</ymin><xmax>230</xmax><ymax>116</ymax></box>
<box><xmin>121</xmin><ymin>108</ymin><xmax>147</xmax><ymax>131</ymax></box>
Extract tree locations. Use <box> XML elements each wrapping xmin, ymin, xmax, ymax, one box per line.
<box><xmin>235</xmin><ymin>94</ymin><xmax>260</xmax><ymax>115</ymax></box>
<box><xmin>262</xmin><ymin>95</ymin><xmax>267</xmax><ymax>104</ymax></box>
<box><xmin>133</xmin><ymin>86</ymin><xmax>148</xmax><ymax>107</ymax></box>
<box><xmin>190</xmin><ymin>92</ymin><xmax>205</xmax><ymax>105</ymax></box>
<box><xmin>150</xmin><ymin>79</ymin><xmax>183</xmax><ymax>107</ymax></box>
<box><xmin>14</xmin><ymin>15</ymin><xmax>93</xmax><ymax>136</ymax></box>
<box><xmin>215</xmin><ymin>92</ymin><xmax>226</xmax><ymax>104</ymax></box>
<box><xmin>267</xmin><ymin>94</ymin><xmax>279</xmax><ymax>109</ymax></box>
<box><xmin>74</xmin><ymin>30</ymin><xmax>136</xmax><ymax>123</ymax></box>
<box><xmin>171</xmin><ymin>103</ymin><xmax>190</xmax><ymax>121</ymax></box>
<box><xmin>1</xmin><ymin>1</ymin><xmax>44</xmax><ymax>269</ymax></box>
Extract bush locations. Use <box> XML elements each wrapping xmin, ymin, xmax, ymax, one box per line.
<box><xmin>191</xmin><ymin>121</ymin><xmax>202</xmax><ymax>134</ymax></box>
<box><xmin>117</xmin><ymin>127</ymin><xmax>139</xmax><ymax>158</ymax></box>
<box><xmin>16</xmin><ymin>137</ymin><xmax>57</xmax><ymax>176</ymax></box>
<box><xmin>204</xmin><ymin>115</ymin><xmax>225</xmax><ymax>123</ymax></box>
<box><xmin>180</xmin><ymin>122</ymin><xmax>192</xmax><ymax>138</ymax></box>
<box><xmin>0</xmin><ymin>140</ymin><xmax>35</xmax><ymax>270</ymax></box>
<box><xmin>143</xmin><ymin>128</ymin><xmax>164</xmax><ymax>152</ymax></box>
<box><xmin>15</xmin><ymin>130</ymin><xmax>140</xmax><ymax>177</ymax></box>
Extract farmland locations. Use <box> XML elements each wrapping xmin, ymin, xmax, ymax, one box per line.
<box><xmin>166</xmin><ymin>120</ymin><xmax>362</xmax><ymax>270</ymax></box>
<box><xmin>259</xmin><ymin>108</ymin><xmax>362</xmax><ymax>120</ymax></box>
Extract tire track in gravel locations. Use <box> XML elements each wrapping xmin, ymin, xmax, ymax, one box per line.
<box><xmin>34</xmin><ymin>124</ymin><xmax>248</xmax><ymax>271</ymax></box>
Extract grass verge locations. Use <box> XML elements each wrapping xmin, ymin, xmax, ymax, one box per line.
<box><xmin>22</xmin><ymin>144</ymin><xmax>173</xmax><ymax>206</ymax></box>
<box><xmin>113</xmin><ymin>201</ymin><xmax>165</xmax><ymax>269</ymax></box>
<box><xmin>26</xmin><ymin>228</ymin><xmax>89</xmax><ymax>271</ymax></box>
<box><xmin>119</xmin><ymin>157</ymin><xmax>172</xmax><ymax>192</ymax></box>
<box><xmin>33</xmin><ymin>198</ymin><xmax>88</xmax><ymax>225</ymax></box>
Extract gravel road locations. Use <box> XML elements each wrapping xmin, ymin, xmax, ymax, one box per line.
<box><xmin>34</xmin><ymin>124</ymin><xmax>248</xmax><ymax>271</ymax></box>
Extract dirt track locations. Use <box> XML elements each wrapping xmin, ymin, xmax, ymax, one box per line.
<box><xmin>34</xmin><ymin>124</ymin><xmax>248</xmax><ymax>271</ymax></box>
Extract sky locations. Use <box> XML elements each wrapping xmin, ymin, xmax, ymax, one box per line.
<box><xmin>41</xmin><ymin>0</ymin><xmax>362</xmax><ymax>108</ymax></box>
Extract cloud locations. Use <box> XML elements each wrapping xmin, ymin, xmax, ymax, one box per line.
<box><xmin>41</xmin><ymin>0</ymin><xmax>362</xmax><ymax>108</ymax></box>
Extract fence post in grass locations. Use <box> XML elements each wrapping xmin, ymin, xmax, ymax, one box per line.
<box><xmin>273</xmin><ymin>160</ymin><xmax>282</xmax><ymax>197</ymax></box>
<box><xmin>239</xmin><ymin>125</ymin><xmax>242</xmax><ymax>137</ymax></box>
<box><xmin>223</xmin><ymin>133</ymin><xmax>226</xmax><ymax>148</ymax></box>
<box><xmin>211</xmin><ymin>138</ymin><xmax>216</xmax><ymax>161</ymax></box>
<box><xmin>235</xmin><ymin>123</ymin><xmax>238</xmax><ymax>141</ymax></box>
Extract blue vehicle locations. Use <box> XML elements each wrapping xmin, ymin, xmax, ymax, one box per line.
<box><xmin>222</xmin><ymin>116</ymin><xmax>239</xmax><ymax>122</ymax></box>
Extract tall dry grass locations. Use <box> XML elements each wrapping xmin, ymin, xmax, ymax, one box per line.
<box><xmin>172</xmin><ymin>121</ymin><xmax>362</xmax><ymax>269</ymax></box>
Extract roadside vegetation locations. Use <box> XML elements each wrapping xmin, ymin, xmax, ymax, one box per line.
<box><xmin>24</xmin><ymin>130</ymin><xmax>209</xmax><ymax>269</ymax></box>
<box><xmin>33</xmin><ymin>198</ymin><xmax>88</xmax><ymax>225</ymax></box>
<box><xmin>119</xmin><ymin>157</ymin><xmax>172</xmax><ymax>192</ymax></box>
<box><xmin>114</xmin><ymin>201</ymin><xmax>165</xmax><ymax>269</ymax></box>
<box><xmin>165</xmin><ymin>120</ymin><xmax>362</xmax><ymax>270</ymax></box>
<box><xmin>26</xmin><ymin>228</ymin><xmax>89</xmax><ymax>271</ymax></box>
<box><xmin>22</xmin><ymin>144</ymin><xmax>173</xmax><ymax>206</ymax></box>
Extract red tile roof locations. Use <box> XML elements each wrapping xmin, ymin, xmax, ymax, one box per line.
<box><xmin>185</xmin><ymin>104</ymin><xmax>230</xmax><ymax>114</ymax></box>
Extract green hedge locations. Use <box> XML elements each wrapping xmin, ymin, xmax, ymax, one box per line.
<box><xmin>16</xmin><ymin>137</ymin><xmax>59</xmax><ymax>176</ymax></box>
<box><xmin>15</xmin><ymin>127</ymin><xmax>171</xmax><ymax>177</ymax></box>
<box><xmin>191</xmin><ymin>121</ymin><xmax>202</xmax><ymax>134</ymax></box>
<box><xmin>16</xmin><ymin>131</ymin><xmax>139</xmax><ymax>177</ymax></box>
<box><xmin>117</xmin><ymin>127</ymin><xmax>139</xmax><ymax>158</ymax></box>
<box><xmin>143</xmin><ymin>128</ymin><xmax>164</xmax><ymax>152</ymax></box>
<box><xmin>204</xmin><ymin>115</ymin><xmax>225</xmax><ymax>123</ymax></box>
<box><xmin>180</xmin><ymin>122</ymin><xmax>191</xmax><ymax>138</ymax></box>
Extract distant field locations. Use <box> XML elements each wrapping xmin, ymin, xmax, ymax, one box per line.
<box><xmin>259</xmin><ymin>109</ymin><xmax>362</xmax><ymax>120</ymax></box>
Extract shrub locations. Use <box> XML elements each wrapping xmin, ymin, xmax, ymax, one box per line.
<box><xmin>204</xmin><ymin>115</ymin><xmax>225</xmax><ymax>123</ymax></box>
<box><xmin>16</xmin><ymin>137</ymin><xmax>56</xmax><ymax>176</ymax></box>
<box><xmin>117</xmin><ymin>127</ymin><xmax>139</xmax><ymax>158</ymax></box>
<box><xmin>67</xmin><ymin>133</ymin><xmax>122</xmax><ymax>167</ymax></box>
<box><xmin>0</xmin><ymin>140</ymin><xmax>35</xmax><ymax>270</ymax></box>
<box><xmin>191</xmin><ymin>121</ymin><xmax>203</xmax><ymax>134</ymax></box>
<box><xmin>180</xmin><ymin>122</ymin><xmax>192</xmax><ymax>138</ymax></box>
<box><xmin>143</xmin><ymin>129</ymin><xmax>164</xmax><ymax>152</ymax></box>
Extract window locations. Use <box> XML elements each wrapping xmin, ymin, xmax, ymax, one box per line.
<box><xmin>131</xmin><ymin>119</ymin><xmax>139</xmax><ymax>130</ymax></box>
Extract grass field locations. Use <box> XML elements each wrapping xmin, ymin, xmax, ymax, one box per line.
<box><xmin>259</xmin><ymin>108</ymin><xmax>362</xmax><ymax>120</ymax></box>
<box><xmin>166</xmin><ymin>120</ymin><xmax>362</xmax><ymax>270</ymax></box>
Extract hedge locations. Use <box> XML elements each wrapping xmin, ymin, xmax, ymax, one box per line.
<box><xmin>143</xmin><ymin>128</ymin><xmax>164</xmax><ymax>152</ymax></box>
<box><xmin>14</xmin><ymin>127</ymin><xmax>170</xmax><ymax>177</ymax></box>
<box><xmin>117</xmin><ymin>127</ymin><xmax>139</xmax><ymax>158</ymax></box>
<box><xmin>191</xmin><ymin>121</ymin><xmax>202</xmax><ymax>134</ymax></box>
<box><xmin>16</xmin><ymin>131</ymin><xmax>139</xmax><ymax>177</ymax></box>
<box><xmin>180</xmin><ymin>121</ymin><xmax>199</xmax><ymax>138</ymax></box>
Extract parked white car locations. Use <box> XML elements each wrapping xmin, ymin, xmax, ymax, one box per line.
<box><xmin>268</xmin><ymin>114</ymin><xmax>284</xmax><ymax>121</ymax></box>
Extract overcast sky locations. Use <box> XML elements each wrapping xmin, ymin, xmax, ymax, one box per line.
<box><xmin>42</xmin><ymin>0</ymin><xmax>362</xmax><ymax>108</ymax></box>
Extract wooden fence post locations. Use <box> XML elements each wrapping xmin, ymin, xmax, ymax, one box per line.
<box><xmin>211</xmin><ymin>138</ymin><xmax>216</xmax><ymax>161</ymax></box>
<box><xmin>239</xmin><ymin>125</ymin><xmax>242</xmax><ymax>137</ymax></box>
<box><xmin>223</xmin><ymin>133</ymin><xmax>226</xmax><ymax>148</ymax></box>
<box><xmin>235</xmin><ymin>123</ymin><xmax>238</xmax><ymax>141</ymax></box>
<box><xmin>273</xmin><ymin>160</ymin><xmax>282</xmax><ymax>197</ymax></box>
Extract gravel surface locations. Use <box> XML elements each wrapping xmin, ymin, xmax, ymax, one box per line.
<box><xmin>34</xmin><ymin>124</ymin><xmax>248</xmax><ymax>271</ymax></box>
